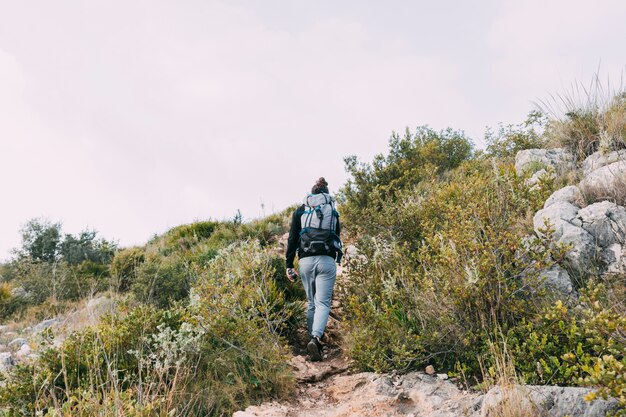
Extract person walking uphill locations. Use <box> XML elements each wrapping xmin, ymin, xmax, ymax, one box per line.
<box><xmin>285</xmin><ymin>177</ymin><xmax>343</xmax><ymax>362</ymax></box>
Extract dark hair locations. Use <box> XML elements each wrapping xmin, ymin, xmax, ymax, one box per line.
<box><xmin>311</xmin><ymin>177</ymin><xmax>329</xmax><ymax>194</ymax></box>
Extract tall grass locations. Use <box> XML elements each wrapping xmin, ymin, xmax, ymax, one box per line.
<box><xmin>537</xmin><ymin>72</ymin><xmax>626</xmax><ymax>160</ymax></box>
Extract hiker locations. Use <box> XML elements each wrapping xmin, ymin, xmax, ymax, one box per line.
<box><xmin>285</xmin><ymin>177</ymin><xmax>343</xmax><ymax>361</ymax></box>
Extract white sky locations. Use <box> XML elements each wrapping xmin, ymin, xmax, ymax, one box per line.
<box><xmin>1</xmin><ymin>0</ymin><xmax>625</xmax><ymax>260</ymax></box>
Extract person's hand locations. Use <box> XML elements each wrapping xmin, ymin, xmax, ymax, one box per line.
<box><xmin>286</xmin><ymin>268</ymin><xmax>299</xmax><ymax>282</ymax></box>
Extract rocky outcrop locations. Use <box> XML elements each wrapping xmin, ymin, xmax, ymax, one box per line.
<box><xmin>544</xmin><ymin>185</ymin><xmax>585</xmax><ymax>209</ymax></box>
<box><xmin>580</xmin><ymin>160</ymin><xmax>626</xmax><ymax>200</ymax></box>
<box><xmin>482</xmin><ymin>385</ymin><xmax>617</xmax><ymax>417</ymax></box>
<box><xmin>515</xmin><ymin>148</ymin><xmax>575</xmax><ymax>176</ymax></box>
<box><xmin>533</xmin><ymin>201</ymin><xmax>596</xmax><ymax>275</ymax></box>
<box><xmin>525</xmin><ymin>148</ymin><xmax>626</xmax><ymax>290</ymax></box>
<box><xmin>582</xmin><ymin>149</ymin><xmax>626</xmax><ymax>176</ymax></box>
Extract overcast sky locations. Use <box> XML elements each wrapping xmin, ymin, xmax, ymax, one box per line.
<box><xmin>1</xmin><ymin>1</ymin><xmax>625</xmax><ymax>260</ymax></box>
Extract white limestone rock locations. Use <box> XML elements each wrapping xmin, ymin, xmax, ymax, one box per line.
<box><xmin>578</xmin><ymin>201</ymin><xmax>626</xmax><ymax>248</ymax></box>
<box><xmin>582</xmin><ymin>149</ymin><xmax>626</xmax><ymax>176</ymax></box>
<box><xmin>579</xmin><ymin>160</ymin><xmax>626</xmax><ymax>199</ymax></box>
<box><xmin>544</xmin><ymin>185</ymin><xmax>585</xmax><ymax>209</ymax></box>
<box><xmin>515</xmin><ymin>148</ymin><xmax>574</xmax><ymax>176</ymax></box>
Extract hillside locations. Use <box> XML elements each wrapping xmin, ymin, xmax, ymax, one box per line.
<box><xmin>1</xmin><ymin>90</ymin><xmax>625</xmax><ymax>416</ymax></box>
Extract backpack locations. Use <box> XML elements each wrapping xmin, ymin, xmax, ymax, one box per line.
<box><xmin>299</xmin><ymin>193</ymin><xmax>343</xmax><ymax>260</ymax></box>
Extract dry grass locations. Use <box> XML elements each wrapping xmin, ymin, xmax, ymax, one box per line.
<box><xmin>537</xmin><ymin>72</ymin><xmax>626</xmax><ymax>161</ymax></box>
<box><xmin>481</xmin><ymin>333</ymin><xmax>543</xmax><ymax>417</ymax></box>
<box><xmin>581</xmin><ymin>169</ymin><xmax>626</xmax><ymax>206</ymax></box>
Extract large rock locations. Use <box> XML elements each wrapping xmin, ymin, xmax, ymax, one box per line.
<box><xmin>582</xmin><ymin>149</ymin><xmax>626</xmax><ymax>176</ymax></box>
<box><xmin>534</xmin><ymin>203</ymin><xmax>596</xmax><ymax>274</ymax></box>
<box><xmin>544</xmin><ymin>185</ymin><xmax>585</xmax><ymax>209</ymax></box>
<box><xmin>578</xmin><ymin>201</ymin><xmax>626</xmax><ymax>248</ymax></box>
<box><xmin>537</xmin><ymin>265</ymin><xmax>575</xmax><ymax>299</ymax></box>
<box><xmin>0</xmin><ymin>352</ymin><xmax>14</xmax><ymax>372</ymax></box>
<box><xmin>579</xmin><ymin>160</ymin><xmax>626</xmax><ymax>200</ymax></box>
<box><xmin>15</xmin><ymin>343</ymin><xmax>32</xmax><ymax>359</ymax></box>
<box><xmin>515</xmin><ymin>148</ymin><xmax>574</xmax><ymax>176</ymax></box>
<box><xmin>534</xmin><ymin>202</ymin><xmax>582</xmax><ymax>239</ymax></box>
<box><xmin>482</xmin><ymin>385</ymin><xmax>618</xmax><ymax>417</ymax></box>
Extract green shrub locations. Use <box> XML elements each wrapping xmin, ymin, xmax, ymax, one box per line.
<box><xmin>110</xmin><ymin>246</ymin><xmax>145</xmax><ymax>291</ymax></box>
<box><xmin>507</xmin><ymin>282</ymin><xmax>625</xmax><ymax>412</ymax></box>
<box><xmin>132</xmin><ymin>254</ymin><xmax>196</xmax><ymax>308</ymax></box>
<box><xmin>485</xmin><ymin>111</ymin><xmax>547</xmax><ymax>158</ymax></box>
<box><xmin>340</xmin><ymin>126</ymin><xmax>472</xmax><ymax>237</ymax></box>
<box><xmin>0</xmin><ymin>297</ymin><xmax>294</xmax><ymax>416</ymax></box>
<box><xmin>193</xmin><ymin>240</ymin><xmax>303</xmax><ymax>339</ymax></box>
<box><xmin>339</xmin><ymin>156</ymin><xmax>557</xmax><ymax>376</ymax></box>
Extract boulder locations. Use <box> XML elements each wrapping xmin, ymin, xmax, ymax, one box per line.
<box><xmin>15</xmin><ymin>343</ymin><xmax>32</xmax><ymax>359</ymax></box>
<box><xmin>515</xmin><ymin>148</ymin><xmax>574</xmax><ymax>176</ymax></box>
<box><xmin>533</xmin><ymin>202</ymin><xmax>597</xmax><ymax>273</ymax></box>
<box><xmin>0</xmin><ymin>351</ymin><xmax>14</xmax><ymax>372</ymax></box>
<box><xmin>582</xmin><ymin>149</ymin><xmax>626</xmax><ymax>176</ymax></box>
<box><xmin>578</xmin><ymin>201</ymin><xmax>626</xmax><ymax>248</ymax></box>
<box><xmin>604</xmin><ymin>243</ymin><xmax>626</xmax><ymax>275</ymax></box>
<box><xmin>537</xmin><ymin>265</ymin><xmax>575</xmax><ymax>299</ymax></box>
<box><xmin>533</xmin><ymin>202</ymin><xmax>582</xmax><ymax>239</ymax></box>
<box><xmin>481</xmin><ymin>385</ymin><xmax>618</xmax><ymax>417</ymax></box>
<box><xmin>544</xmin><ymin>185</ymin><xmax>585</xmax><ymax>209</ymax></box>
<box><xmin>579</xmin><ymin>160</ymin><xmax>626</xmax><ymax>201</ymax></box>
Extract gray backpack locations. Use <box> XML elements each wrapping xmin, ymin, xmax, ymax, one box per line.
<box><xmin>299</xmin><ymin>193</ymin><xmax>342</xmax><ymax>260</ymax></box>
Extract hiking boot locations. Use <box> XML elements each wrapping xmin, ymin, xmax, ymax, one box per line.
<box><xmin>307</xmin><ymin>337</ymin><xmax>323</xmax><ymax>362</ymax></box>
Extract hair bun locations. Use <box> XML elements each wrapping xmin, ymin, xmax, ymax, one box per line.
<box><xmin>312</xmin><ymin>177</ymin><xmax>330</xmax><ymax>194</ymax></box>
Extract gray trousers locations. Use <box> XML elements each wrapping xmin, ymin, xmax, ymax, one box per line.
<box><xmin>298</xmin><ymin>255</ymin><xmax>337</xmax><ymax>338</ymax></box>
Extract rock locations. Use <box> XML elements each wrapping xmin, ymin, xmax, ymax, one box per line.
<box><xmin>437</xmin><ymin>373</ymin><xmax>449</xmax><ymax>380</ymax></box>
<box><xmin>0</xmin><ymin>325</ymin><xmax>7</xmax><ymax>333</ymax></box>
<box><xmin>537</xmin><ymin>265</ymin><xmax>575</xmax><ymax>299</ymax></box>
<box><xmin>425</xmin><ymin>365</ymin><xmax>435</xmax><ymax>375</ymax></box>
<box><xmin>0</xmin><ymin>352</ymin><xmax>14</xmax><ymax>372</ymax></box>
<box><xmin>33</xmin><ymin>318</ymin><xmax>59</xmax><ymax>333</ymax></box>
<box><xmin>582</xmin><ymin>149</ymin><xmax>626</xmax><ymax>176</ymax></box>
<box><xmin>15</xmin><ymin>343</ymin><xmax>32</xmax><ymax>359</ymax></box>
<box><xmin>526</xmin><ymin>169</ymin><xmax>555</xmax><ymax>190</ymax></box>
<box><xmin>605</xmin><ymin>243</ymin><xmax>626</xmax><ymax>274</ymax></box>
<box><xmin>579</xmin><ymin>160</ymin><xmax>626</xmax><ymax>201</ymax></box>
<box><xmin>534</xmin><ymin>202</ymin><xmax>581</xmax><ymax>238</ymax></box>
<box><xmin>578</xmin><ymin>201</ymin><xmax>626</xmax><ymax>248</ymax></box>
<box><xmin>8</xmin><ymin>337</ymin><xmax>27</xmax><ymax>348</ymax></box>
<box><xmin>544</xmin><ymin>185</ymin><xmax>585</xmax><ymax>209</ymax></box>
<box><xmin>533</xmin><ymin>202</ymin><xmax>596</xmax><ymax>273</ymax></box>
<box><xmin>515</xmin><ymin>148</ymin><xmax>574</xmax><ymax>176</ymax></box>
<box><xmin>481</xmin><ymin>385</ymin><xmax>618</xmax><ymax>417</ymax></box>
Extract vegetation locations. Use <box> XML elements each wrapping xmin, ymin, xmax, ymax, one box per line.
<box><xmin>2</xmin><ymin>85</ymin><xmax>625</xmax><ymax>415</ymax></box>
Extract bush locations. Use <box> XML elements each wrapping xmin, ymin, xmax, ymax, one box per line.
<box><xmin>132</xmin><ymin>254</ymin><xmax>196</xmax><ymax>308</ymax></box>
<box><xmin>485</xmin><ymin>111</ymin><xmax>546</xmax><ymax>158</ymax></box>
<box><xmin>0</xmin><ymin>297</ymin><xmax>295</xmax><ymax>416</ymax></box>
<box><xmin>110</xmin><ymin>246</ymin><xmax>145</xmax><ymax>291</ymax></box>
<box><xmin>540</xmin><ymin>78</ymin><xmax>626</xmax><ymax>160</ymax></box>
<box><xmin>339</xmin><ymin>154</ymin><xmax>557</xmax><ymax>376</ymax></box>
<box><xmin>507</xmin><ymin>282</ymin><xmax>625</xmax><ymax>413</ymax></box>
<box><xmin>340</xmin><ymin>126</ymin><xmax>472</xmax><ymax>236</ymax></box>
